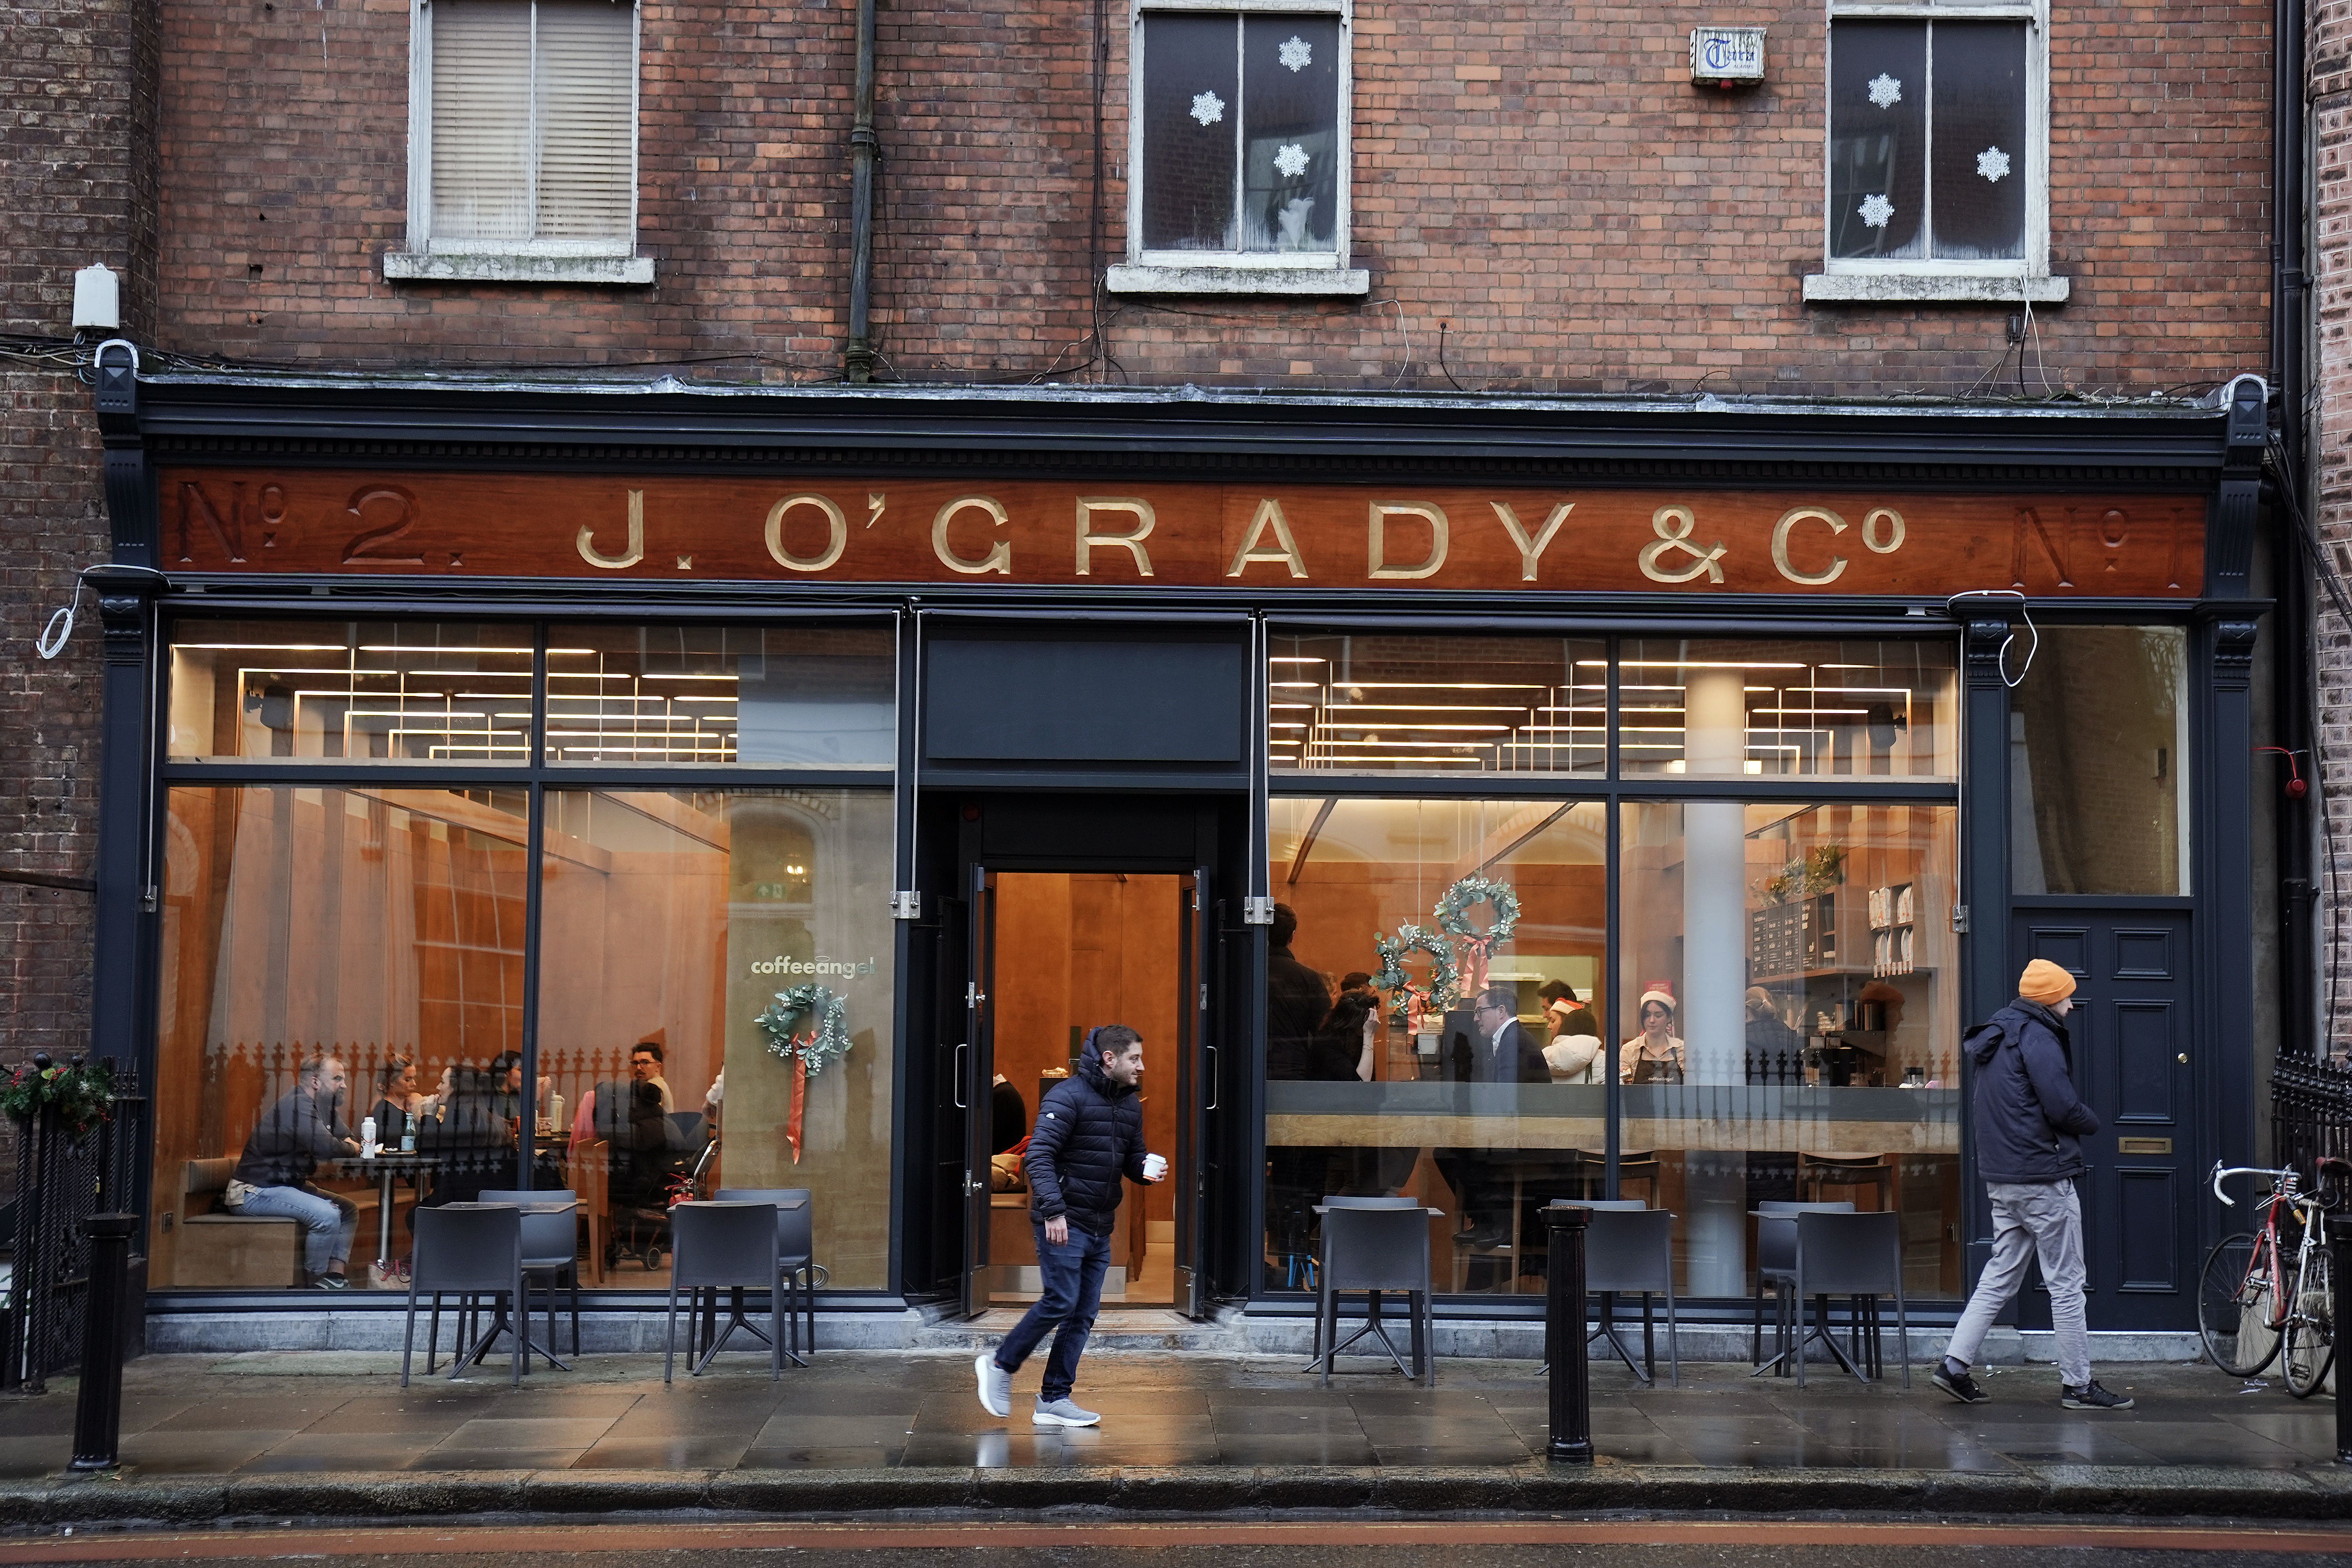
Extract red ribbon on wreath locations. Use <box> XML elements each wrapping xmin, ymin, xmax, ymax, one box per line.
<box><xmin>785</xmin><ymin>1037</ymin><xmax>812</xmax><ymax>1164</ymax></box>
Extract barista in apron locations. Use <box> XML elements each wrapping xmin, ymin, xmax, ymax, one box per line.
<box><xmin>1620</xmin><ymin>982</ymin><xmax>1688</xmax><ymax>1085</ymax></box>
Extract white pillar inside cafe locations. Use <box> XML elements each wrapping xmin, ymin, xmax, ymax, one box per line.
<box><xmin>1681</xmin><ymin>663</ymin><xmax>1749</xmax><ymax>1297</ymax></box>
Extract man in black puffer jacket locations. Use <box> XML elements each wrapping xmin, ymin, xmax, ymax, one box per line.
<box><xmin>976</xmin><ymin>1024</ymin><xmax>1165</xmax><ymax>1428</ymax></box>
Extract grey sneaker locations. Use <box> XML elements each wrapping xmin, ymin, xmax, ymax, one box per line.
<box><xmin>974</xmin><ymin>1354</ymin><xmax>1010</xmax><ymax>1418</ymax></box>
<box><xmin>1032</xmin><ymin>1396</ymin><xmax>1101</xmax><ymax>1427</ymax></box>
<box><xmin>2061</xmin><ymin>1380</ymin><xmax>2135</xmax><ymax>1411</ymax></box>
<box><xmin>1932</xmin><ymin>1362</ymin><xmax>1989</xmax><ymax>1404</ymax></box>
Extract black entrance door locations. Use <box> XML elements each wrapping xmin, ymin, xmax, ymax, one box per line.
<box><xmin>2010</xmin><ymin>902</ymin><xmax>2198</xmax><ymax>1331</ymax></box>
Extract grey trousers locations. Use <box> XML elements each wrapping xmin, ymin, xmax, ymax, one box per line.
<box><xmin>1945</xmin><ymin>1180</ymin><xmax>2092</xmax><ymax>1387</ymax></box>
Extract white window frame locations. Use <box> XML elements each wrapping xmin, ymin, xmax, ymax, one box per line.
<box><xmin>1107</xmin><ymin>0</ymin><xmax>1367</xmax><ymax>297</ymax></box>
<box><xmin>387</xmin><ymin>0</ymin><xmax>654</xmax><ymax>285</ymax></box>
<box><xmin>1803</xmin><ymin>0</ymin><xmax>2065</xmax><ymax>304</ymax></box>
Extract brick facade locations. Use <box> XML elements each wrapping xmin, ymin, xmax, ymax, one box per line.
<box><xmin>1</xmin><ymin>0</ymin><xmax>147</xmax><ymax>1060</ymax></box>
<box><xmin>143</xmin><ymin>0</ymin><xmax>2272</xmax><ymax>392</ymax></box>
<box><xmin>2310</xmin><ymin>0</ymin><xmax>2352</xmax><ymax>1049</ymax></box>
<box><xmin>0</xmin><ymin>0</ymin><xmax>2292</xmax><ymax>1068</ymax></box>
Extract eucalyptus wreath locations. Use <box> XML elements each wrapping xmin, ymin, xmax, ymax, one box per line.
<box><xmin>1433</xmin><ymin>873</ymin><xmax>1521</xmax><ymax>949</ymax></box>
<box><xmin>0</xmin><ymin>1054</ymin><xmax>116</xmax><ymax>1138</ymax></box>
<box><xmin>755</xmin><ymin>985</ymin><xmax>855</xmax><ymax>1074</ymax></box>
<box><xmin>1372</xmin><ymin>924</ymin><xmax>1459</xmax><ymax>1028</ymax></box>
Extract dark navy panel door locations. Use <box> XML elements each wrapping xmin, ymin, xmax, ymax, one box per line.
<box><xmin>2011</xmin><ymin>904</ymin><xmax>2196</xmax><ymax>1331</ymax></box>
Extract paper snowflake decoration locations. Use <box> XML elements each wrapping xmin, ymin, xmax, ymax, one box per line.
<box><xmin>1857</xmin><ymin>193</ymin><xmax>1894</xmax><ymax>229</ymax></box>
<box><xmin>1278</xmin><ymin>34</ymin><xmax>1312</xmax><ymax>71</ymax></box>
<box><xmin>1867</xmin><ymin>73</ymin><xmax>1902</xmax><ymax>109</ymax></box>
<box><xmin>1976</xmin><ymin>145</ymin><xmax>2011</xmax><ymax>182</ymax></box>
<box><xmin>1274</xmin><ymin>142</ymin><xmax>1310</xmax><ymax>179</ymax></box>
<box><xmin>1190</xmin><ymin>90</ymin><xmax>1225</xmax><ymax>126</ymax></box>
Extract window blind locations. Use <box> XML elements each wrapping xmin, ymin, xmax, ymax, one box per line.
<box><xmin>428</xmin><ymin>0</ymin><xmax>635</xmax><ymax>247</ymax></box>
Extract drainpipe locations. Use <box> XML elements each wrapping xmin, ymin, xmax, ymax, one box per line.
<box><xmin>2273</xmin><ymin>0</ymin><xmax>2316</xmax><ymax>1063</ymax></box>
<box><xmin>844</xmin><ymin>0</ymin><xmax>879</xmax><ymax>384</ymax></box>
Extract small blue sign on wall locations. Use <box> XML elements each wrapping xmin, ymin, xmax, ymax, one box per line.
<box><xmin>1690</xmin><ymin>26</ymin><xmax>1766</xmax><ymax>86</ymax></box>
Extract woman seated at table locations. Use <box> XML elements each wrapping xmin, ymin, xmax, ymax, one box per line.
<box><xmin>416</xmin><ymin>1065</ymin><xmax>516</xmax><ymax>1209</ymax></box>
<box><xmin>369</xmin><ymin>1055</ymin><xmax>421</xmax><ymax>1147</ymax></box>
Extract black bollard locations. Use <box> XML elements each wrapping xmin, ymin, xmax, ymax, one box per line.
<box><xmin>2335</xmin><ymin>1214</ymin><xmax>2352</xmax><ymax>1465</ymax></box>
<box><xmin>70</xmin><ymin>1214</ymin><xmax>137</xmax><ymax>1471</ymax></box>
<box><xmin>1544</xmin><ymin>1203</ymin><xmax>1593</xmax><ymax>1465</ymax></box>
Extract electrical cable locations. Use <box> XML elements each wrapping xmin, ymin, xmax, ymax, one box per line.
<box><xmin>1944</xmin><ymin>588</ymin><xmax>2037</xmax><ymax>687</ymax></box>
<box><xmin>35</xmin><ymin>571</ymin><xmax>91</xmax><ymax>660</ymax></box>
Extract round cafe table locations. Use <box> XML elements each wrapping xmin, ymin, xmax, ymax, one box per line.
<box><xmin>331</xmin><ymin>1149</ymin><xmax>430</xmax><ymax>1280</ymax></box>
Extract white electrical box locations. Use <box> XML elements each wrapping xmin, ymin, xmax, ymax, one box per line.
<box><xmin>73</xmin><ymin>264</ymin><xmax>120</xmax><ymax>331</ymax></box>
<box><xmin>1690</xmin><ymin>26</ymin><xmax>1765</xmax><ymax>87</ymax></box>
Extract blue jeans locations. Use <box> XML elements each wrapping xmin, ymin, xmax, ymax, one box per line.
<box><xmin>240</xmin><ymin>1182</ymin><xmax>358</xmax><ymax>1279</ymax></box>
<box><xmin>995</xmin><ymin>1221</ymin><xmax>1112</xmax><ymax>1402</ymax></box>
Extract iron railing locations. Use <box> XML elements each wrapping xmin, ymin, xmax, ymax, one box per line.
<box><xmin>1</xmin><ymin>1058</ymin><xmax>144</xmax><ymax>1394</ymax></box>
<box><xmin>2272</xmin><ymin>1055</ymin><xmax>2352</xmax><ymax>1180</ymax></box>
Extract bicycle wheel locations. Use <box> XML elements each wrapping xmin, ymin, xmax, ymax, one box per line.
<box><xmin>2285</xmin><ymin>1245</ymin><xmax>2336</xmax><ymax>1398</ymax></box>
<box><xmin>2200</xmin><ymin>1231</ymin><xmax>2281</xmax><ymax>1376</ymax></box>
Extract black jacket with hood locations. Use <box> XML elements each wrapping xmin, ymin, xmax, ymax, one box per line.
<box><xmin>1968</xmin><ymin>997</ymin><xmax>2101</xmax><ymax>1184</ymax></box>
<box><xmin>1024</xmin><ymin>1047</ymin><xmax>1147</xmax><ymax>1235</ymax></box>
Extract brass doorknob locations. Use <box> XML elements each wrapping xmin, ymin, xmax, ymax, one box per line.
<box><xmin>2177</xmin><ymin>1053</ymin><xmax>2189</xmax><ymax>1064</ymax></box>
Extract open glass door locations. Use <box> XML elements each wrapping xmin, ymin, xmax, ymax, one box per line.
<box><xmin>1175</xmin><ymin>867</ymin><xmax>1212</xmax><ymax>1318</ymax></box>
<box><xmin>959</xmin><ymin>865</ymin><xmax>997</xmax><ymax>1318</ymax></box>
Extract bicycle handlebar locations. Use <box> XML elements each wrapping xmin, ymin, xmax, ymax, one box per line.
<box><xmin>2210</xmin><ymin>1162</ymin><xmax>2296</xmax><ymax>1206</ymax></box>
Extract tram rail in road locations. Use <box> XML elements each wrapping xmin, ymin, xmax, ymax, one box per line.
<box><xmin>8</xmin><ymin>1519</ymin><xmax>2352</xmax><ymax>1563</ymax></box>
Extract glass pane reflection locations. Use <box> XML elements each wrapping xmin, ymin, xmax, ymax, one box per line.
<box><xmin>1620</xmin><ymin>800</ymin><xmax>1961</xmax><ymax>1297</ymax></box>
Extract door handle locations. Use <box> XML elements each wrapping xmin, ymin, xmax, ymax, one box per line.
<box><xmin>953</xmin><ymin>1042</ymin><xmax>969</xmax><ymax>1107</ymax></box>
<box><xmin>1204</xmin><ymin>1044</ymin><xmax>1219</xmax><ymax>1112</ymax></box>
<box><xmin>965</xmin><ymin>1171</ymin><xmax>985</xmax><ymax>1196</ymax></box>
<box><xmin>2177</xmin><ymin>1053</ymin><xmax>2189</xmax><ymax>1065</ymax></box>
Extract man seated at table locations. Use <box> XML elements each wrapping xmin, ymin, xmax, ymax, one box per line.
<box><xmin>230</xmin><ymin>1054</ymin><xmax>363</xmax><ymax>1289</ymax></box>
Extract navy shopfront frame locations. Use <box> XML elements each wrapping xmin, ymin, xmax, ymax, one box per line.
<box><xmin>82</xmin><ymin>371</ymin><xmax>2272</xmax><ymax>1339</ymax></box>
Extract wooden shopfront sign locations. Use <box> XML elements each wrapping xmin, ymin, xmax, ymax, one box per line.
<box><xmin>159</xmin><ymin>470</ymin><xmax>2207</xmax><ymax>596</ymax></box>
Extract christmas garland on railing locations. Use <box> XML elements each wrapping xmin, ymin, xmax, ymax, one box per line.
<box><xmin>0</xmin><ymin>1054</ymin><xmax>116</xmax><ymax>1138</ymax></box>
<box><xmin>755</xmin><ymin>985</ymin><xmax>853</xmax><ymax>1164</ymax></box>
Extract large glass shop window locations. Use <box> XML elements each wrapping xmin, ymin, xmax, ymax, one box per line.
<box><xmin>167</xmin><ymin>622</ymin><xmax>534</xmax><ymax>763</ymax></box>
<box><xmin>150</xmin><ymin>783</ymin><xmax>897</xmax><ymax>1291</ymax></box>
<box><xmin>536</xmin><ymin>789</ymin><xmax>897</xmax><ymax>1288</ymax></box>
<box><xmin>1264</xmin><ymin>798</ymin><xmax>1608</xmax><ymax>1295</ymax></box>
<box><xmin>2009</xmin><ymin>625</ymin><xmax>2189</xmax><ymax>896</ymax></box>
<box><xmin>1620</xmin><ymin>801</ymin><xmax>1961</xmax><ymax>1297</ymax></box>
<box><xmin>1617</xmin><ymin>638</ymin><xmax>1957</xmax><ymax>779</ymax></box>
<box><xmin>1269</xmin><ymin>633</ymin><xmax>1607</xmax><ymax>774</ymax></box>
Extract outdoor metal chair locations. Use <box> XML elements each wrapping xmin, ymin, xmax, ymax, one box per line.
<box><xmin>1790</xmin><ymin>1208</ymin><xmax>1910</xmax><ymax>1387</ymax></box>
<box><xmin>715</xmin><ymin>1186</ymin><xmax>822</xmax><ymax>1364</ymax></box>
<box><xmin>480</xmin><ymin>1189</ymin><xmax>582</xmax><ymax>1362</ymax></box>
<box><xmin>1544</xmin><ymin>1199</ymin><xmax>1679</xmax><ymax>1386</ymax></box>
<box><xmin>402</xmin><ymin>1202</ymin><xmax>524</xmax><ymax>1387</ymax></box>
<box><xmin>1308</xmin><ymin>1197</ymin><xmax>1440</xmax><ymax>1387</ymax></box>
<box><xmin>1751</xmin><ymin>1199</ymin><xmax>1854</xmax><ymax>1374</ymax></box>
<box><xmin>663</xmin><ymin>1200</ymin><xmax>783</xmax><ymax>1382</ymax></box>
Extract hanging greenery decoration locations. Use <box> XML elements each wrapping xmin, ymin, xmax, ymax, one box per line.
<box><xmin>756</xmin><ymin>985</ymin><xmax>854</xmax><ymax>1074</ymax></box>
<box><xmin>0</xmin><ymin>1054</ymin><xmax>116</xmax><ymax>1138</ymax></box>
<box><xmin>1372</xmin><ymin>924</ymin><xmax>1459</xmax><ymax>1029</ymax></box>
<box><xmin>1433</xmin><ymin>874</ymin><xmax>1521</xmax><ymax>949</ymax></box>
<box><xmin>756</xmin><ymin>985</ymin><xmax>854</xmax><ymax>1164</ymax></box>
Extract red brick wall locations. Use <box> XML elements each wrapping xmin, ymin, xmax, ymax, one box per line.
<box><xmin>1</xmin><ymin>0</ymin><xmax>143</xmax><ymax>1061</ymax></box>
<box><xmin>2309</xmin><ymin>0</ymin><xmax>2352</xmax><ymax>1049</ymax></box>
<box><xmin>151</xmin><ymin>0</ymin><xmax>2273</xmax><ymax>393</ymax></box>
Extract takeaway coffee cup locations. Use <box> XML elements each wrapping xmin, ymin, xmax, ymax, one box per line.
<box><xmin>1143</xmin><ymin>1152</ymin><xmax>1168</xmax><ymax>1181</ymax></box>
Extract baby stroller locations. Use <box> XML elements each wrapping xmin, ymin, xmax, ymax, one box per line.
<box><xmin>609</xmin><ymin>1112</ymin><xmax>717</xmax><ymax>1271</ymax></box>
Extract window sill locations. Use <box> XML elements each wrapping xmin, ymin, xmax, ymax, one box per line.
<box><xmin>1803</xmin><ymin>272</ymin><xmax>2069</xmax><ymax>304</ymax></box>
<box><xmin>1107</xmin><ymin>263</ymin><xmax>1370</xmax><ymax>297</ymax></box>
<box><xmin>383</xmin><ymin>251</ymin><xmax>657</xmax><ymax>286</ymax></box>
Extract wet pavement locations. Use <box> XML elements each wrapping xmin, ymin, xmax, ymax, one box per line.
<box><xmin>0</xmin><ymin>1349</ymin><xmax>2337</xmax><ymax>1479</ymax></box>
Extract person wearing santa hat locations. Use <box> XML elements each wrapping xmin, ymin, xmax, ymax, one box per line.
<box><xmin>1934</xmin><ymin>958</ymin><xmax>2132</xmax><ymax>1411</ymax></box>
<box><xmin>1620</xmin><ymin>983</ymin><xmax>1687</xmax><ymax>1084</ymax></box>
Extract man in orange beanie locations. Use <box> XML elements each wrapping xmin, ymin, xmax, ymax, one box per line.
<box><xmin>1933</xmin><ymin>959</ymin><xmax>2132</xmax><ymax>1410</ymax></box>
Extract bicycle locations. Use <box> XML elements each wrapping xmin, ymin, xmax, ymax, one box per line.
<box><xmin>2200</xmin><ymin>1161</ymin><xmax>2349</xmax><ymax>1397</ymax></box>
